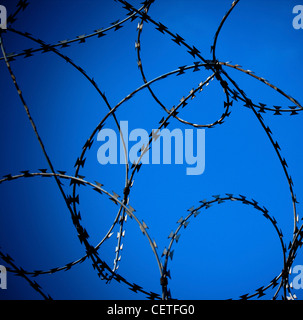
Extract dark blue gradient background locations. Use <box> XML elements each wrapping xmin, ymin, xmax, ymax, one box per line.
<box><xmin>0</xmin><ymin>0</ymin><xmax>303</xmax><ymax>300</ymax></box>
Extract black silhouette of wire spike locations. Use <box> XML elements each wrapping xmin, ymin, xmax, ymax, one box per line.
<box><xmin>0</xmin><ymin>30</ymin><xmax>143</xmax><ymax>297</ymax></box>
<box><xmin>3</xmin><ymin>15</ymin><xmax>224</xmax><ymax>291</ymax></box>
<box><xmin>219</xmin><ymin>68</ymin><xmax>299</xmax><ymax>235</ymax></box>
<box><xmin>0</xmin><ymin>248</ymin><xmax>52</xmax><ymax>300</ymax></box>
<box><xmin>162</xmin><ymin>195</ymin><xmax>287</xmax><ymax>300</ymax></box>
<box><xmin>68</xmin><ymin>58</ymin><xmax>221</xmax><ymax>276</ymax></box>
<box><xmin>0</xmin><ymin>0</ymin><xmax>302</xmax><ymax>301</ymax></box>
<box><xmin>6</xmin><ymin>0</ymin><xmax>30</xmax><ymax>25</ymax></box>
<box><xmin>120</xmin><ymin>0</ymin><xmax>303</xmax><ymax>114</ymax></box>
<box><xmin>0</xmin><ymin>1</ymin><xmax>152</xmax><ymax>62</ymax></box>
<box><xmin>2</xmin><ymin>21</ymin><xmax>162</xmax><ymax>295</ymax></box>
<box><xmin>0</xmin><ymin>171</ymin><xmax>162</xmax><ymax>300</ymax></box>
<box><xmin>4</xmin><ymin>26</ymin><xmax>134</xmax><ymax>276</ymax></box>
<box><xmin>99</xmin><ymin>0</ymin><xmax>302</xmax><ymax>300</ymax></box>
<box><xmin>5</xmin><ymin>26</ymin><xmax>131</xmax><ymax>274</ymax></box>
<box><xmin>121</xmin><ymin>0</ymin><xmax>302</xmax><ymax>298</ymax></box>
<box><xmin>70</xmin><ymin>64</ymin><xmax>220</xmax><ymax>278</ymax></box>
<box><xmin>135</xmin><ymin>4</ymin><xmax>232</xmax><ymax>129</ymax></box>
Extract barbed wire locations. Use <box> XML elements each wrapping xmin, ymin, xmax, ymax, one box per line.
<box><xmin>0</xmin><ymin>0</ymin><xmax>302</xmax><ymax>300</ymax></box>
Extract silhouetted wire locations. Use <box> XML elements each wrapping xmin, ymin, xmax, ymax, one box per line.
<box><xmin>0</xmin><ymin>0</ymin><xmax>302</xmax><ymax>300</ymax></box>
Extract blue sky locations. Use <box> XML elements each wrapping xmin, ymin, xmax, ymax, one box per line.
<box><xmin>0</xmin><ymin>0</ymin><xmax>303</xmax><ymax>300</ymax></box>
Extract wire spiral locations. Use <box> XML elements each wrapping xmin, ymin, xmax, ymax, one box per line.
<box><xmin>0</xmin><ymin>0</ymin><xmax>302</xmax><ymax>300</ymax></box>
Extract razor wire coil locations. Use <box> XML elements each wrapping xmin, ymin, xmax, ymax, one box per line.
<box><xmin>0</xmin><ymin>0</ymin><xmax>302</xmax><ymax>300</ymax></box>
